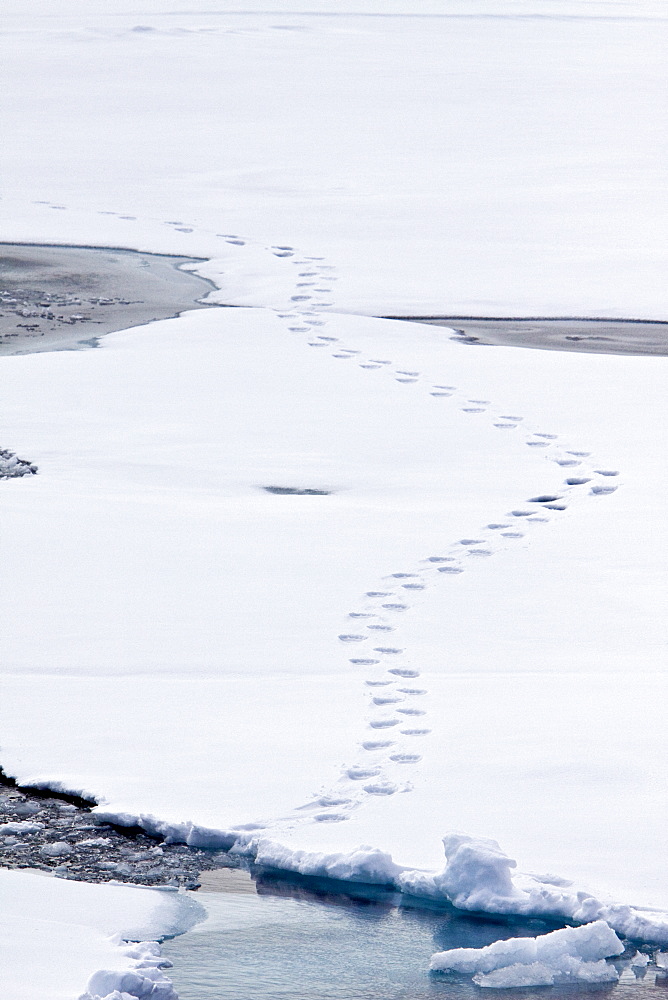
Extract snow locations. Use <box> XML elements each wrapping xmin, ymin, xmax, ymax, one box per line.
<box><xmin>226</xmin><ymin>832</ymin><xmax>668</xmax><ymax>946</ymax></box>
<box><xmin>2</xmin><ymin>2</ymin><xmax>668</xmax><ymax>318</ymax></box>
<box><xmin>233</xmin><ymin>839</ymin><xmax>404</xmax><ymax>886</ymax></box>
<box><xmin>0</xmin><ymin>868</ymin><xmax>203</xmax><ymax>1000</ymax></box>
<box><xmin>430</xmin><ymin>919</ymin><xmax>624</xmax><ymax>989</ymax></box>
<box><xmin>1</xmin><ymin>0</ymin><xmax>667</xmax><ymax>990</ymax></box>
<box><xmin>2</xmin><ymin>308</ymin><xmax>666</xmax><ymax>946</ymax></box>
<box><xmin>398</xmin><ymin>835</ymin><xmax>668</xmax><ymax>946</ymax></box>
<box><xmin>404</xmin><ymin>833</ymin><xmax>521</xmax><ymax>912</ymax></box>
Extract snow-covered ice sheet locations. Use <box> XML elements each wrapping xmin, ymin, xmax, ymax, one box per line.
<box><xmin>1</xmin><ymin>0</ymin><xmax>667</xmax><ymax>979</ymax></box>
<box><xmin>1</xmin><ymin>305</ymin><xmax>666</xmax><ymax>935</ymax></box>
<box><xmin>0</xmin><ymin>868</ymin><xmax>202</xmax><ymax>1000</ymax></box>
<box><xmin>1</xmin><ymin>0</ymin><xmax>667</xmax><ymax>317</ymax></box>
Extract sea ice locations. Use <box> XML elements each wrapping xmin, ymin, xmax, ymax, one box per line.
<box><xmin>1</xmin><ymin>309</ymin><xmax>666</xmax><ymax>941</ymax></box>
<box><xmin>233</xmin><ymin>838</ymin><xmax>404</xmax><ymax>886</ymax></box>
<box><xmin>0</xmin><ymin>0</ymin><xmax>667</xmax><ymax>991</ymax></box>
<box><xmin>430</xmin><ymin>919</ymin><xmax>624</xmax><ymax>989</ymax></box>
<box><xmin>0</xmin><ymin>868</ymin><xmax>203</xmax><ymax>1000</ymax></box>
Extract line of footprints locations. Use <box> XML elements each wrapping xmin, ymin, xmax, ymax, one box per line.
<box><xmin>33</xmin><ymin>202</ymin><xmax>621</xmax><ymax>826</ymax></box>
<box><xmin>254</xmin><ymin>245</ymin><xmax>621</xmax><ymax>823</ymax></box>
<box><xmin>247</xmin><ymin>236</ymin><xmax>621</xmax><ymax>823</ymax></box>
<box><xmin>318</xmin><ymin>467</ymin><xmax>620</xmax><ymax>823</ymax></box>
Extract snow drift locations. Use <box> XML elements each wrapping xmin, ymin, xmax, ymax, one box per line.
<box><xmin>233</xmin><ymin>837</ymin><xmax>404</xmax><ymax>886</ymax></box>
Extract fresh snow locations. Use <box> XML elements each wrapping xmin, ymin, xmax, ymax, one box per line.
<box><xmin>1</xmin><ymin>0</ymin><xmax>668</xmax><ymax>993</ymax></box>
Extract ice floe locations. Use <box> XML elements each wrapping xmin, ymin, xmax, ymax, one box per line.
<box><xmin>0</xmin><ymin>868</ymin><xmax>203</xmax><ymax>1000</ymax></box>
<box><xmin>430</xmin><ymin>919</ymin><xmax>624</xmax><ymax>989</ymax></box>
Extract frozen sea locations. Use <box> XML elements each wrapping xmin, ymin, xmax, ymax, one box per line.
<box><xmin>0</xmin><ymin>1</ymin><xmax>667</xmax><ymax>997</ymax></box>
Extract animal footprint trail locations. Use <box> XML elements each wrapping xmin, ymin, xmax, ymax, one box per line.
<box><xmin>333</xmin><ymin>575</ymin><xmax>433</xmax><ymax>802</ymax></box>
<box><xmin>166</xmin><ymin>225</ymin><xmax>618</xmax><ymax>822</ymax></box>
<box><xmin>46</xmin><ymin>204</ymin><xmax>619</xmax><ymax>831</ymax></box>
<box><xmin>252</xmin><ymin>241</ymin><xmax>621</xmax><ymax>823</ymax></box>
<box><xmin>323</xmin><ymin>413</ymin><xmax>618</xmax><ymax>823</ymax></box>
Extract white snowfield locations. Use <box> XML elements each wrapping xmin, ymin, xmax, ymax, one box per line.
<box><xmin>2</xmin><ymin>300</ymin><xmax>667</xmax><ymax>957</ymax></box>
<box><xmin>2</xmin><ymin>0</ymin><xmax>668</xmax><ymax>319</ymax></box>
<box><xmin>1</xmin><ymin>0</ymin><xmax>667</xmax><ymax>996</ymax></box>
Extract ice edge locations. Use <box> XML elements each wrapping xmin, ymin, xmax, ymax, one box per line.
<box><xmin>93</xmin><ymin>813</ymin><xmax>668</xmax><ymax>947</ymax></box>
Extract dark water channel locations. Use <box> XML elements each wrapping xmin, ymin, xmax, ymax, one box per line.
<box><xmin>389</xmin><ymin>317</ymin><xmax>668</xmax><ymax>357</ymax></box>
<box><xmin>163</xmin><ymin>870</ymin><xmax>664</xmax><ymax>999</ymax></box>
<box><xmin>0</xmin><ymin>243</ymin><xmax>216</xmax><ymax>356</ymax></box>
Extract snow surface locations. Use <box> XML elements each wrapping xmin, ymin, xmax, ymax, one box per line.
<box><xmin>0</xmin><ymin>869</ymin><xmax>202</xmax><ymax>1000</ymax></box>
<box><xmin>1</xmin><ymin>0</ymin><xmax>668</xmax><ymax>992</ymax></box>
<box><xmin>2</xmin><ymin>305</ymin><xmax>666</xmax><ymax>941</ymax></box>
<box><xmin>2</xmin><ymin>1</ymin><xmax>668</xmax><ymax>317</ymax></box>
<box><xmin>430</xmin><ymin>919</ymin><xmax>624</xmax><ymax>989</ymax></box>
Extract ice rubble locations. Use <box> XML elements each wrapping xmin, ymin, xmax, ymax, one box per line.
<box><xmin>0</xmin><ymin>447</ymin><xmax>37</xmax><ymax>479</ymax></box>
<box><xmin>430</xmin><ymin>919</ymin><xmax>624</xmax><ymax>989</ymax></box>
<box><xmin>81</xmin><ymin>946</ymin><xmax>179</xmax><ymax>1000</ymax></box>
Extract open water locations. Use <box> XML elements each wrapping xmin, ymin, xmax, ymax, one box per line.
<box><xmin>163</xmin><ymin>869</ymin><xmax>663</xmax><ymax>1000</ymax></box>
